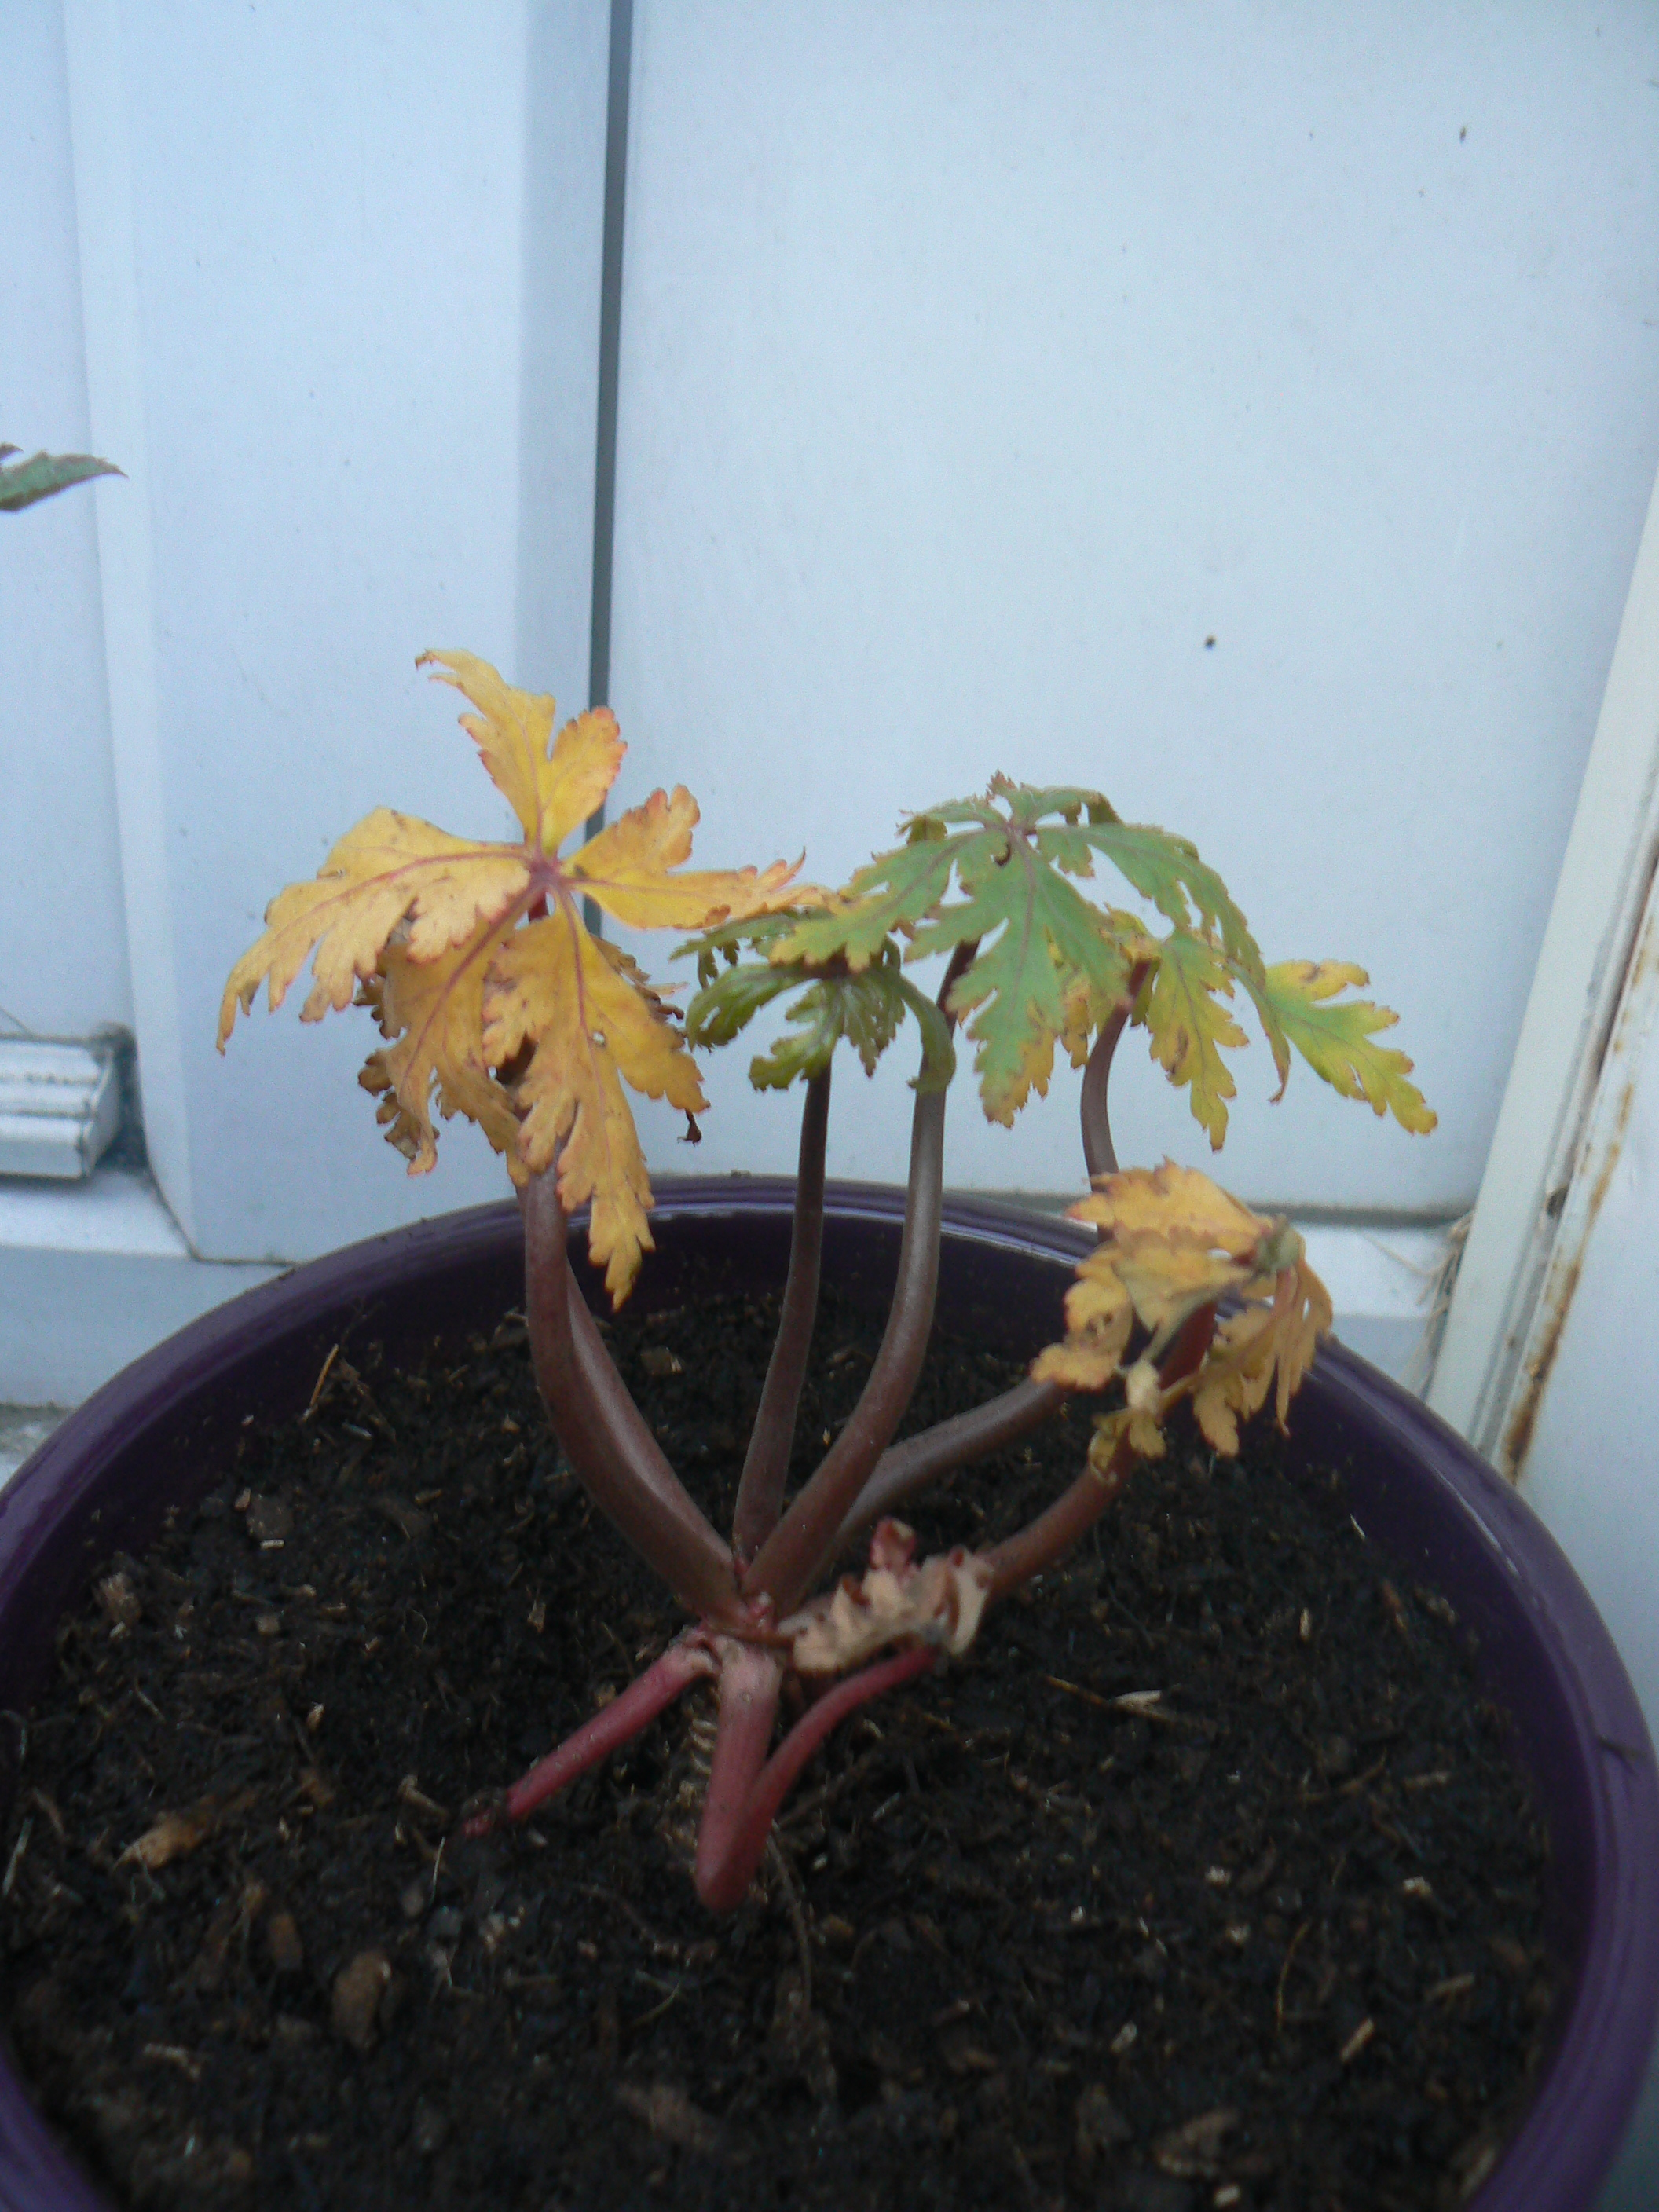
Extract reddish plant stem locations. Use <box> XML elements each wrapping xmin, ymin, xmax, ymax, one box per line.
<box><xmin>1080</xmin><ymin>958</ymin><xmax>1151</xmax><ymax>1181</ymax></box>
<box><xmin>981</xmin><ymin>1299</ymin><xmax>1218</xmax><ymax>1598</ymax></box>
<box><xmin>836</xmin><ymin>1377</ymin><xmax>1068</xmax><ymax>1546</ymax></box>
<box><xmin>474</xmin><ymin>1635</ymin><xmax>719</xmax><ymax>1832</ymax></box>
<box><xmin>694</xmin><ymin>1644</ymin><xmax>936</xmax><ymax>1911</ymax></box>
<box><xmin>521</xmin><ymin>1169</ymin><xmax>742</xmax><ymax>1626</ymax></box>
<box><xmin>740</xmin><ymin>943</ymin><xmax>977</xmax><ymax>1615</ymax></box>
<box><xmin>694</xmin><ymin>1639</ymin><xmax>786</xmax><ymax>1910</ymax></box>
<box><xmin>731</xmin><ymin>1064</ymin><xmax>832</xmax><ymax>1566</ymax></box>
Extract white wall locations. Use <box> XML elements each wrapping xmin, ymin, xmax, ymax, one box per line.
<box><xmin>608</xmin><ymin>1</ymin><xmax>1659</xmax><ymax>1215</ymax></box>
<box><xmin>57</xmin><ymin>0</ymin><xmax>610</xmax><ymax>1262</ymax></box>
<box><xmin>5</xmin><ymin>0</ymin><xmax>1658</xmax><ymax>1267</ymax></box>
<box><xmin>0</xmin><ymin>0</ymin><xmax>130</xmax><ymax>1040</ymax></box>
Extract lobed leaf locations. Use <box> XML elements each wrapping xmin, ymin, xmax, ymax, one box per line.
<box><xmin>908</xmin><ymin>844</ymin><xmax>1130</xmax><ymax>1125</ymax></box>
<box><xmin>682</xmin><ymin>921</ymin><xmax>955</xmax><ymax>1092</ymax></box>
<box><xmin>1189</xmin><ymin>1260</ymin><xmax>1333</xmax><ymax>1453</ymax></box>
<box><xmin>1030</xmin><ymin>1262</ymin><xmax>1134</xmax><ymax>1391</ymax></box>
<box><xmin>775</xmin><ymin>779</ymin><xmax>1275</xmax><ymax>1133</ymax></box>
<box><xmin>482</xmin><ymin>914</ymin><xmax>707</xmax><ymax>1302</ymax></box>
<box><xmin>357</xmin><ymin>934</ymin><xmax>522</xmax><ymax>1175</ymax></box>
<box><xmin>1087</xmin><ymin>1403</ymin><xmax>1169</xmax><ymax>1472</ymax></box>
<box><xmin>1138</xmin><ymin>930</ymin><xmax>1249</xmax><ymax>1149</ymax></box>
<box><xmin>778</xmin><ymin>840</ymin><xmax>961</xmax><ymax>973</ymax></box>
<box><xmin>774</xmin><ymin>778</ymin><xmax>1431</xmax><ymax>1148</ymax></box>
<box><xmin>1069</xmin><ymin>1159</ymin><xmax>1268</xmax><ymax>1256</ymax></box>
<box><xmin>419</xmin><ymin>648</ymin><xmax>621</xmax><ymax>852</ymax></box>
<box><xmin>222</xmin><ymin>652</ymin><xmax>805</xmax><ymax>1303</ymax></box>
<box><xmin>1035</xmin><ymin>1163</ymin><xmax>1332</xmax><ymax>1467</ymax></box>
<box><xmin>219</xmin><ymin>811</ymin><xmax>530</xmax><ymax>1034</ymax></box>
<box><xmin>1262</xmin><ymin>961</ymin><xmax>1437</xmax><ymax>1135</ymax></box>
<box><xmin>575</xmin><ymin>786</ymin><xmax>804</xmax><ymax>932</ymax></box>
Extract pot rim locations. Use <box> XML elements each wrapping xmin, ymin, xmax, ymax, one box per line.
<box><xmin>2</xmin><ymin>1175</ymin><xmax>1655</xmax><ymax>2212</ymax></box>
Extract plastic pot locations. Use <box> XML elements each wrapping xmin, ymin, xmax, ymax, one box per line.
<box><xmin>1</xmin><ymin>1178</ymin><xmax>1655</xmax><ymax>2210</ymax></box>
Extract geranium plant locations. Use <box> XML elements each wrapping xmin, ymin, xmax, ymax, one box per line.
<box><xmin>222</xmin><ymin>652</ymin><xmax>1433</xmax><ymax>1911</ymax></box>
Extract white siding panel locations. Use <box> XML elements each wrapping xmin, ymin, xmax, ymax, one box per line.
<box><xmin>0</xmin><ymin>0</ymin><xmax>131</xmax><ymax>1041</ymax></box>
<box><xmin>62</xmin><ymin>0</ymin><xmax>610</xmax><ymax>1259</ymax></box>
<box><xmin>609</xmin><ymin>1</ymin><xmax>1659</xmax><ymax>1214</ymax></box>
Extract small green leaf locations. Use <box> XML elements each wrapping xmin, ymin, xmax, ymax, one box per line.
<box><xmin>684</xmin><ymin>943</ymin><xmax>956</xmax><ymax>1095</ymax></box>
<box><xmin>683</xmin><ymin>959</ymin><xmax>800</xmax><ymax>1049</ymax></box>
<box><xmin>0</xmin><ymin>447</ymin><xmax>122</xmax><ymax>513</ymax></box>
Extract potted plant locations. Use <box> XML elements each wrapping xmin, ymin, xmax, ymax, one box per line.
<box><xmin>207</xmin><ymin>649</ymin><xmax>1448</xmax><ymax>1904</ymax></box>
<box><xmin>0</xmin><ymin>653</ymin><xmax>1654</xmax><ymax>2209</ymax></box>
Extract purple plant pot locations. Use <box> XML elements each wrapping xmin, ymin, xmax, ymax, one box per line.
<box><xmin>1</xmin><ymin>1179</ymin><xmax>1654</xmax><ymax>2210</ymax></box>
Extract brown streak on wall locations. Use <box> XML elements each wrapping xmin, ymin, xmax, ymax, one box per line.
<box><xmin>1503</xmin><ymin>1065</ymin><xmax>1639</xmax><ymax>1478</ymax></box>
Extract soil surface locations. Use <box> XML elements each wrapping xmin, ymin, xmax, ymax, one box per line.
<box><xmin>2</xmin><ymin>1284</ymin><xmax>1555</xmax><ymax>2212</ymax></box>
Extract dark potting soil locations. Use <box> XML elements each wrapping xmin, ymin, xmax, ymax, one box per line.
<box><xmin>1</xmin><ymin>1284</ymin><xmax>1556</xmax><ymax>2212</ymax></box>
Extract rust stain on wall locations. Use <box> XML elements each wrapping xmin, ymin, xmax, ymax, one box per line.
<box><xmin>1503</xmin><ymin>1024</ymin><xmax>1643</xmax><ymax>1478</ymax></box>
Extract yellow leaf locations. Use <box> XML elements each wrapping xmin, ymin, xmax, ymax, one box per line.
<box><xmin>1031</xmin><ymin>1257</ymin><xmax>1135</xmax><ymax>1391</ymax></box>
<box><xmin>218</xmin><ymin>810</ymin><xmax>529</xmax><ymax>1041</ymax></box>
<box><xmin>1034</xmin><ymin>1163</ymin><xmax>1332</xmax><ymax>1462</ymax></box>
<box><xmin>572</xmin><ymin>785</ymin><xmax>803</xmax><ymax>932</ymax></box>
<box><xmin>419</xmin><ymin>648</ymin><xmax>624</xmax><ymax>853</ymax></box>
<box><xmin>483</xmin><ymin>910</ymin><xmax>707</xmax><ymax>1302</ymax></box>
<box><xmin>1262</xmin><ymin>960</ymin><xmax>1437</xmax><ymax>1136</ymax></box>
<box><xmin>358</xmin><ymin>932</ymin><xmax>522</xmax><ymax>1176</ymax></box>
<box><xmin>1036</xmin><ymin>1165</ymin><xmax>1265</xmax><ymax>1395</ymax></box>
<box><xmin>1190</xmin><ymin>1310</ymin><xmax>1276</xmax><ymax>1454</ymax></box>
<box><xmin>1113</xmin><ymin>1240</ymin><xmax>1253</xmax><ymax>1336</ymax></box>
<box><xmin>1060</xmin><ymin>915</ymin><xmax>1157</xmax><ymax>1068</ymax></box>
<box><xmin>1191</xmin><ymin>1258</ymin><xmax>1332</xmax><ymax>1452</ymax></box>
<box><xmin>1140</xmin><ymin>930</ymin><xmax>1248</xmax><ymax>1149</ymax></box>
<box><xmin>1087</xmin><ymin>1406</ymin><xmax>1166</xmax><ymax>1474</ymax></box>
<box><xmin>222</xmin><ymin>650</ymin><xmax>808</xmax><ymax>1305</ymax></box>
<box><xmin>1070</xmin><ymin>1161</ymin><xmax>1266</xmax><ymax>1260</ymax></box>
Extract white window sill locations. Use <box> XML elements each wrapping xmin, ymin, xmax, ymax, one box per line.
<box><xmin>1</xmin><ymin>1167</ymin><xmax>1454</xmax><ymax>1418</ymax></box>
<box><xmin>0</xmin><ymin>1166</ymin><xmax>281</xmax><ymax>1404</ymax></box>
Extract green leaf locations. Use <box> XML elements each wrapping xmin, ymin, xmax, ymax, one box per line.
<box><xmin>758</xmin><ymin>779</ymin><xmax>1429</xmax><ymax>1147</ymax></box>
<box><xmin>1074</xmin><ymin>819</ymin><xmax>1262</xmax><ymax>983</ymax></box>
<box><xmin>777</xmin><ymin>839</ymin><xmax>961</xmax><ymax>972</ymax></box>
<box><xmin>1260</xmin><ymin>961</ymin><xmax>1437</xmax><ymax>1134</ymax></box>
<box><xmin>677</xmin><ymin>908</ymin><xmax>815</xmax><ymax>987</ymax></box>
<box><xmin>908</xmin><ymin>848</ymin><xmax>1131</xmax><ymax>1125</ymax></box>
<box><xmin>684</xmin><ymin>946</ymin><xmax>956</xmax><ymax>1093</ymax></box>
<box><xmin>683</xmin><ymin>958</ymin><xmax>800</xmax><ymax>1048</ymax></box>
<box><xmin>0</xmin><ymin>447</ymin><xmax>122</xmax><ymax>513</ymax></box>
<box><xmin>778</xmin><ymin>780</ymin><xmax>1258</xmax><ymax>1128</ymax></box>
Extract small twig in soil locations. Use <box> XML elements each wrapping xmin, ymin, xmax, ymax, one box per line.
<box><xmin>304</xmin><ymin>1343</ymin><xmax>340</xmax><ymax>1419</ymax></box>
<box><xmin>1041</xmin><ymin>1673</ymin><xmax>1117</xmax><ymax>1711</ymax></box>
<box><xmin>1275</xmin><ymin>1919</ymin><xmax>1312</xmax><ymax>2033</ymax></box>
<box><xmin>1</xmin><ymin>1820</ymin><xmax>30</xmax><ymax>1898</ymax></box>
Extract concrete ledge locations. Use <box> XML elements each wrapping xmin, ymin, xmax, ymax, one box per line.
<box><xmin>0</xmin><ymin>1166</ymin><xmax>281</xmax><ymax>1403</ymax></box>
<box><xmin>1298</xmin><ymin>1221</ymin><xmax>1448</xmax><ymax>1386</ymax></box>
<box><xmin>1</xmin><ymin>1169</ymin><xmax>1451</xmax><ymax>1412</ymax></box>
